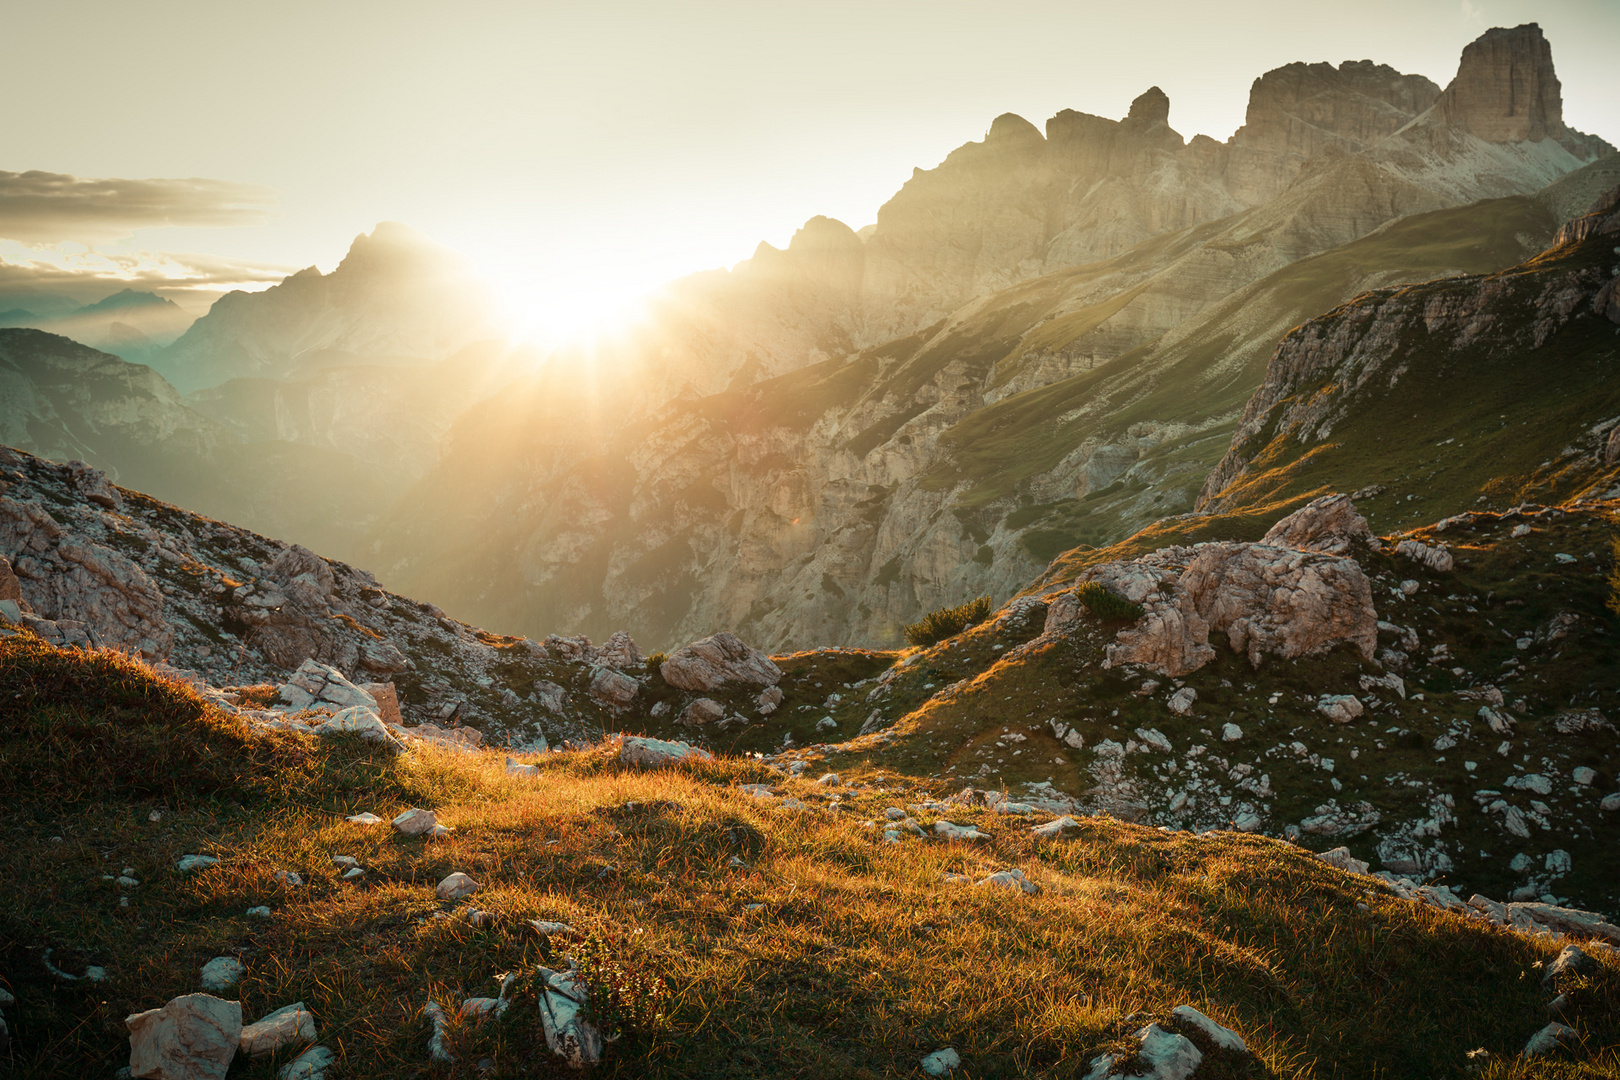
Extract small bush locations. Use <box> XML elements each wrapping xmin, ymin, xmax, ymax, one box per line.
<box><xmin>1074</xmin><ymin>581</ymin><xmax>1145</xmax><ymax>622</ymax></box>
<box><xmin>644</xmin><ymin>651</ymin><xmax>668</xmax><ymax>677</ymax></box>
<box><xmin>903</xmin><ymin>596</ymin><xmax>992</xmax><ymax>647</ymax></box>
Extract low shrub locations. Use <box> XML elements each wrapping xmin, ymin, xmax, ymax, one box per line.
<box><xmin>903</xmin><ymin>596</ymin><xmax>992</xmax><ymax>647</ymax></box>
<box><xmin>1074</xmin><ymin>581</ymin><xmax>1145</xmax><ymax>622</ymax></box>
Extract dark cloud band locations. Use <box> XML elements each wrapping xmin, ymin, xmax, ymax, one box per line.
<box><xmin>0</xmin><ymin>171</ymin><xmax>276</xmax><ymax>243</ymax></box>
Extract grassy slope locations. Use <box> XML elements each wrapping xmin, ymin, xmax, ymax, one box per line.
<box><xmin>3</xmin><ymin>630</ymin><xmax>1618</xmax><ymax>1079</ymax></box>
<box><xmin>803</xmin><ymin>501</ymin><xmax>1620</xmax><ymax>917</ymax></box>
<box><xmin>922</xmin><ymin>196</ymin><xmax>1557</xmax><ymax>534</ymax></box>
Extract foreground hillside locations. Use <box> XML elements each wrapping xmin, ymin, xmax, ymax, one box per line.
<box><xmin>2</xmin><ymin>633</ymin><xmax>1616</xmax><ymax>1078</ymax></box>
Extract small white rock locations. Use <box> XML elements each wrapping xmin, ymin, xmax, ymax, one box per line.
<box><xmin>436</xmin><ymin>872</ymin><xmax>480</xmax><ymax>901</ymax></box>
<box><xmin>240</xmin><ymin>1002</ymin><xmax>316</xmax><ymax>1057</ymax></box>
<box><xmin>345</xmin><ymin>812</ymin><xmax>384</xmax><ymax>825</ymax></box>
<box><xmin>278</xmin><ymin>1045</ymin><xmax>334</xmax><ymax>1080</ymax></box>
<box><xmin>199</xmin><ymin>957</ymin><xmax>245</xmax><ymax>992</ymax></box>
<box><xmin>816</xmin><ymin>773</ymin><xmax>841</xmax><ymax>786</ymax></box>
<box><xmin>976</xmin><ymin>869</ymin><xmax>1038</xmax><ymax>894</ymax></box>
<box><xmin>1572</xmin><ymin>766</ymin><xmax>1596</xmax><ymax>786</ymax></box>
<box><xmin>175</xmin><ymin>854</ymin><xmax>219</xmax><ymax>873</ymax></box>
<box><xmin>246</xmin><ymin>906</ymin><xmax>272</xmax><ymax>918</ymax></box>
<box><xmin>391</xmin><ymin>808</ymin><xmax>439</xmax><ymax>836</ymax></box>
<box><xmin>1221</xmin><ymin>723</ymin><xmax>1242</xmax><ymax>742</ymax></box>
<box><xmin>921</xmin><ymin>1047</ymin><xmax>961</xmax><ymax>1075</ymax></box>
<box><xmin>1170</xmin><ymin>1005</ymin><xmax>1247</xmax><ymax>1052</ymax></box>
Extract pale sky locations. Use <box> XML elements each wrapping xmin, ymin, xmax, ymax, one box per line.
<box><xmin>2</xmin><ymin>0</ymin><xmax>1616</xmax><ymax>330</ymax></box>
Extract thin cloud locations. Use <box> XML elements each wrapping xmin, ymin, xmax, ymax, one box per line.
<box><xmin>0</xmin><ymin>241</ymin><xmax>291</xmax><ymax>308</ymax></box>
<box><xmin>0</xmin><ymin>170</ymin><xmax>276</xmax><ymax>243</ymax></box>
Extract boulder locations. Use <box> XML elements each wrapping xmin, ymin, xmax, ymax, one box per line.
<box><xmin>127</xmin><ymin>994</ymin><xmax>243</xmax><ymax>1080</ymax></box>
<box><xmin>277</xmin><ymin>660</ymin><xmax>377</xmax><ymax>713</ymax></box>
<box><xmin>595</xmin><ymin>630</ymin><xmax>644</xmax><ymax>669</ymax></box>
<box><xmin>1543</xmin><ymin>944</ymin><xmax>1595</xmax><ymax>985</ymax></box>
<box><xmin>1317</xmin><ymin>695</ymin><xmax>1364</xmax><ymax>724</ymax></box>
<box><xmin>239</xmin><ymin>1002</ymin><xmax>315</xmax><ymax>1057</ymax></box>
<box><xmin>536</xmin><ymin>966</ymin><xmax>602</xmax><ymax>1066</ymax></box>
<box><xmin>1084</xmin><ymin>1023</ymin><xmax>1202</xmax><ymax>1080</ymax></box>
<box><xmin>588</xmin><ymin>666</ymin><xmax>640</xmax><ymax>709</ymax></box>
<box><xmin>505</xmin><ymin>756</ymin><xmax>540</xmax><ymax>778</ymax></box>
<box><xmin>1168</xmin><ymin>687</ymin><xmax>1197</xmax><ymax>715</ymax></box>
<box><xmin>660</xmin><ymin>631</ymin><xmax>782</xmax><ymax>691</ymax></box>
<box><xmin>1104</xmin><ymin>542</ymin><xmax>1377</xmax><ymax>677</ymax></box>
<box><xmin>619</xmin><ymin>736</ymin><xmax>713</xmax><ymax>769</ymax></box>
<box><xmin>1508</xmin><ymin>902</ymin><xmax>1620</xmax><ymax>946</ymax></box>
<box><xmin>1260</xmin><ymin>494</ymin><xmax>1375</xmax><ymax>555</ymax></box>
<box><xmin>934</xmin><ymin>820</ymin><xmax>991</xmax><ymax>843</ymax></box>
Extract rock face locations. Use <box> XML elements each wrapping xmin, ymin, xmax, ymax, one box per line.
<box><xmin>1439</xmin><ymin>24</ymin><xmax>1575</xmax><ymax>147</ymax></box>
<box><xmin>1260</xmin><ymin>494</ymin><xmax>1376</xmax><ymax>554</ymax></box>
<box><xmin>1200</xmin><ymin>183</ymin><xmax>1620</xmax><ymax>514</ymax></box>
<box><xmin>365</xmin><ymin>26</ymin><xmax>1609</xmax><ymax>655</ymax></box>
<box><xmin>126</xmin><ymin>994</ymin><xmax>243</xmax><ymax>1080</ymax></box>
<box><xmin>660</xmin><ymin>632</ymin><xmax>782</xmax><ymax>691</ymax></box>
<box><xmin>0</xmin><ymin>446</ymin><xmax>662</xmax><ymax>750</ymax></box>
<box><xmin>1098</xmin><ymin>538</ymin><xmax>1378</xmax><ymax>677</ymax></box>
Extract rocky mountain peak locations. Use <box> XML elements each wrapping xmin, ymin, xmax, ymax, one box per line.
<box><xmin>986</xmin><ymin>112</ymin><xmax>1045</xmax><ymax>144</ymax></box>
<box><xmin>1125</xmin><ymin>86</ymin><xmax>1171</xmax><ymax>129</ymax></box>
<box><xmin>1438</xmin><ymin>23</ymin><xmax>1565</xmax><ymax>144</ymax></box>
<box><xmin>333</xmin><ymin>220</ymin><xmax>469</xmax><ymax>280</ymax></box>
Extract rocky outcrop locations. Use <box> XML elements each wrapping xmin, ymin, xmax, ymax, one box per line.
<box><xmin>1098</xmin><ymin>539</ymin><xmax>1378</xmax><ymax>677</ymax></box>
<box><xmin>1438</xmin><ymin>24</ymin><xmax>1573</xmax><ymax>147</ymax></box>
<box><xmin>0</xmin><ymin>447</ymin><xmax>654</xmax><ymax>749</ymax></box>
<box><xmin>1260</xmin><ymin>493</ymin><xmax>1378</xmax><ymax>554</ymax></box>
<box><xmin>660</xmin><ymin>632</ymin><xmax>782</xmax><ymax>691</ymax></box>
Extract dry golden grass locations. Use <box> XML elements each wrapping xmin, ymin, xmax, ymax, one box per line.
<box><xmin>2</xmin><ymin>631</ymin><xmax>1617</xmax><ymax>1078</ymax></box>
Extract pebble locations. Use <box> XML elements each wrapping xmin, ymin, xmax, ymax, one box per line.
<box><xmin>391</xmin><ymin>808</ymin><xmax>440</xmax><ymax>836</ymax></box>
<box><xmin>976</xmin><ymin>869</ymin><xmax>1038</xmax><ymax>894</ymax></box>
<box><xmin>346</xmin><ymin>812</ymin><xmax>384</xmax><ymax>825</ymax></box>
<box><xmin>278</xmin><ymin>1045</ymin><xmax>334</xmax><ymax>1080</ymax></box>
<box><xmin>921</xmin><ymin>1047</ymin><xmax>961</xmax><ymax>1075</ymax></box>
<box><xmin>246</xmin><ymin>906</ymin><xmax>272</xmax><ymax>918</ymax></box>
<box><xmin>176</xmin><ymin>854</ymin><xmax>219</xmax><ymax>873</ymax></box>
<box><xmin>199</xmin><ymin>957</ymin><xmax>245</xmax><ymax>991</ymax></box>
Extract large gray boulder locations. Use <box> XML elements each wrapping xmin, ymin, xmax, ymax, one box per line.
<box><xmin>660</xmin><ymin>632</ymin><xmax>782</xmax><ymax>691</ymax></box>
<box><xmin>1104</xmin><ymin>542</ymin><xmax>1377</xmax><ymax>677</ymax></box>
<box><xmin>619</xmin><ymin>736</ymin><xmax>713</xmax><ymax>769</ymax></box>
<box><xmin>126</xmin><ymin>993</ymin><xmax>243</xmax><ymax>1080</ymax></box>
<box><xmin>277</xmin><ymin>660</ymin><xmax>377</xmax><ymax>712</ymax></box>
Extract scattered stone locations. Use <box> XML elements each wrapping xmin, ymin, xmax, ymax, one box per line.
<box><xmin>277</xmin><ymin>1046</ymin><xmax>334</xmax><ymax>1080</ymax></box>
<box><xmin>619</xmin><ymin>735</ymin><xmax>713</xmax><ymax>769</ymax></box>
<box><xmin>341</xmin><ymin>867</ymin><xmax>364</xmax><ymax>881</ymax></box>
<box><xmin>1553</xmin><ymin>708</ymin><xmax>1613</xmax><ymax>734</ymax></box>
<box><xmin>331</xmin><ymin>856</ymin><xmax>358</xmax><ymax>869</ymax></box>
<box><xmin>1359</xmin><ymin>672</ymin><xmax>1406</xmax><ymax>699</ymax></box>
<box><xmin>1543</xmin><ymin>945</ymin><xmax>1594</xmax><ymax>985</ymax></box>
<box><xmin>934</xmin><ymin>820</ymin><xmax>991</xmax><ymax>843</ymax></box>
<box><xmin>423</xmin><ymin>1001</ymin><xmax>454</xmax><ymax>1064</ymax></box>
<box><xmin>1085</xmin><ymin>1023</ymin><xmax>1202</xmax><ymax>1080</ymax></box>
<box><xmin>1523</xmin><ymin>1021</ymin><xmax>1576</xmax><ymax>1057</ymax></box>
<box><xmin>977</xmin><ymin>869</ymin><xmax>1038</xmax><ymax>894</ymax></box>
<box><xmin>345</xmin><ymin>812</ymin><xmax>383</xmax><ymax>825</ymax></box>
<box><xmin>1479</xmin><ymin>705</ymin><xmax>1515</xmax><ymax>735</ymax></box>
<box><xmin>1221</xmin><ymin>723</ymin><xmax>1242</xmax><ymax>742</ymax></box>
<box><xmin>1170</xmin><ymin>1005</ymin><xmax>1247</xmax><ymax>1052</ymax></box>
<box><xmin>529</xmin><ymin>921</ymin><xmax>577</xmax><ymax>936</ymax></box>
<box><xmin>1167</xmin><ymin>687</ymin><xmax>1196</xmax><ymax>715</ymax></box>
<box><xmin>660</xmin><ymin>631</ymin><xmax>782</xmax><ymax>691</ymax></box>
<box><xmin>816</xmin><ymin>773</ymin><xmax>841</xmax><ymax>786</ymax></box>
<box><xmin>505</xmin><ymin>756</ymin><xmax>540</xmax><ymax>778</ymax></box>
<box><xmin>1317</xmin><ymin>695</ymin><xmax>1363</xmax><ymax>724</ymax></box>
<box><xmin>587</xmin><ymin>666</ymin><xmax>640</xmax><ymax>709</ymax></box>
<box><xmin>1395</xmin><ymin>539</ymin><xmax>1453</xmax><ymax>572</ymax></box>
<box><xmin>391</xmin><ymin>808</ymin><xmax>439</xmax><ymax>836</ymax></box>
<box><xmin>536</xmin><ymin>966</ymin><xmax>603</xmax><ymax>1066</ymax></box>
<box><xmin>1316</xmin><ymin>847</ymin><xmax>1369</xmax><ymax>874</ymax></box>
<box><xmin>435</xmin><ymin>872</ymin><xmax>480</xmax><ymax>901</ymax></box>
<box><xmin>921</xmin><ymin>1047</ymin><xmax>961</xmax><ymax>1075</ymax></box>
<box><xmin>246</xmin><ymin>906</ymin><xmax>271</xmax><ymax>919</ymax></box>
<box><xmin>675</xmin><ymin>697</ymin><xmax>725</xmax><ymax>726</ymax></box>
<box><xmin>1572</xmin><ymin>766</ymin><xmax>1596</xmax><ymax>786</ymax></box>
<box><xmin>1032</xmin><ymin>816</ymin><xmax>1082</xmax><ymax>840</ymax></box>
<box><xmin>1603</xmin><ymin>793</ymin><xmax>1620</xmax><ymax>812</ymax></box>
<box><xmin>272</xmin><ymin>870</ymin><xmax>303</xmax><ymax>887</ymax></box>
<box><xmin>175</xmin><ymin>854</ymin><xmax>219</xmax><ymax>873</ymax></box>
<box><xmin>198</xmin><ymin>958</ymin><xmax>244</xmax><ymax>992</ymax></box>
<box><xmin>126</xmin><ymin>994</ymin><xmax>242</xmax><ymax>1080</ymax></box>
<box><xmin>239</xmin><ymin>1002</ymin><xmax>316</xmax><ymax>1057</ymax></box>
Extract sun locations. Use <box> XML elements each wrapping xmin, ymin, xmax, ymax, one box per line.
<box><xmin>485</xmin><ymin>268</ymin><xmax>654</xmax><ymax>353</ymax></box>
